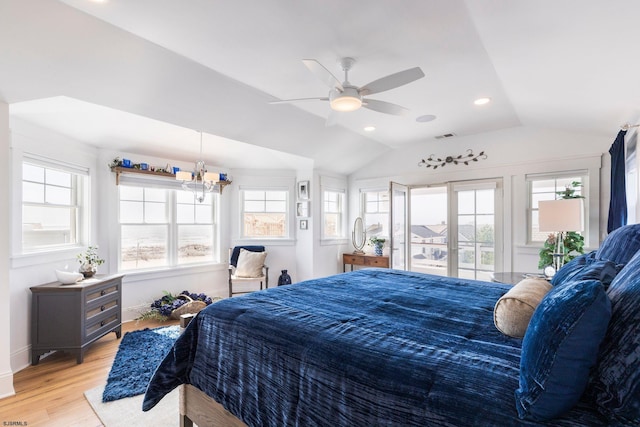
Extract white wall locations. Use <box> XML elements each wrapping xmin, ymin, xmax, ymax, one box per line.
<box><xmin>348</xmin><ymin>126</ymin><xmax>614</xmax><ymax>273</ymax></box>
<box><xmin>0</xmin><ymin>102</ymin><xmax>15</xmax><ymax>399</ymax></box>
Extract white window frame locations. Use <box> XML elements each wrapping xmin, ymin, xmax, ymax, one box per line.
<box><xmin>360</xmin><ymin>187</ymin><xmax>389</xmax><ymax>238</ymax></box>
<box><xmin>526</xmin><ymin>170</ymin><xmax>588</xmax><ymax>245</ymax></box>
<box><xmin>117</xmin><ymin>176</ymin><xmax>219</xmax><ymax>272</ymax></box>
<box><xmin>239</xmin><ymin>187</ymin><xmax>289</xmax><ymax>240</ymax></box>
<box><xmin>20</xmin><ymin>155</ymin><xmax>89</xmax><ymax>254</ymax></box>
<box><xmin>320</xmin><ymin>175</ymin><xmax>348</xmax><ymax>243</ymax></box>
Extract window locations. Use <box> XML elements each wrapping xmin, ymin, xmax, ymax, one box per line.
<box><xmin>241</xmin><ymin>189</ymin><xmax>288</xmax><ymax>238</ymax></box>
<box><xmin>119</xmin><ymin>185</ymin><xmax>217</xmax><ymax>271</ymax></box>
<box><xmin>528</xmin><ymin>172</ymin><xmax>586</xmax><ymax>243</ymax></box>
<box><xmin>323</xmin><ymin>190</ymin><xmax>345</xmax><ymax>238</ymax></box>
<box><xmin>361</xmin><ymin>189</ymin><xmax>389</xmax><ymax>237</ymax></box>
<box><xmin>22</xmin><ymin>160</ymin><xmax>87</xmax><ymax>252</ymax></box>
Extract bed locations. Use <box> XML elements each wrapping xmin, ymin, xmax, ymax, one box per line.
<box><xmin>143</xmin><ymin>224</ymin><xmax>640</xmax><ymax>426</ymax></box>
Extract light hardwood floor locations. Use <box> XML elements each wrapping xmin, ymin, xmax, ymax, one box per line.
<box><xmin>0</xmin><ymin>318</ymin><xmax>178</xmax><ymax>427</ymax></box>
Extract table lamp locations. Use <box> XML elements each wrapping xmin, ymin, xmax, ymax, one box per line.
<box><xmin>538</xmin><ymin>198</ymin><xmax>584</xmax><ymax>274</ymax></box>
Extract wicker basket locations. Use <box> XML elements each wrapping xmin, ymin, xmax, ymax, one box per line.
<box><xmin>170</xmin><ymin>295</ymin><xmax>207</xmax><ymax>319</ymax></box>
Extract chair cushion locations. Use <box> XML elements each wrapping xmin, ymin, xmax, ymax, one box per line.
<box><xmin>230</xmin><ymin>245</ymin><xmax>265</xmax><ymax>267</ymax></box>
<box><xmin>494</xmin><ymin>278</ymin><xmax>552</xmax><ymax>338</ymax></box>
<box><xmin>595</xmin><ymin>223</ymin><xmax>640</xmax><ymax>265</ymax></box>
<box><xmin>589</xmin><ymin>250</ymin><xmax>640</xmax><ymax>424</ymax></box>
<box><xmin>235</xmin><ymin>248</ymin><xmax>267</xmax><ymax>278</ymax></box>
<box><xmin>515</xmin><ymin>279</ymin><xmax>611</xmax><ymax>421</ymax></box>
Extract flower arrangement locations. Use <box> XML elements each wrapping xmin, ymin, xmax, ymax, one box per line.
<box><xmin>77</xmin><ymin>245</ymin><xmax>105</xmax><ymax>267</ymax></box>
<box><xmin>139</xmin><ymin>290</ymin><xmax>219</xmax><ymax>322</ymax></box>
<box><xmin>369</xmin><ymin>236</ymin><xmax>386</xmax><ymax>245</ymax></box>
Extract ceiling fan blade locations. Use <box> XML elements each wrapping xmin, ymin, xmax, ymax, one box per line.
<box><xmin>362</xmin><ymin>99</ymin><xmax>409</xmax><ymax>116</ymax></box>
<box><xmin>359</xmin><ymin>67</ymin><xmax>425</xmax><ymax>96</ymax></box>
<box><xmin>302</xmin><ymin>59</ymin><xmax>344</xmax><ymax>91</ymax></box>
<box><xmin>269</xmin><ymin>97</ymin><xmax>329</xmax><ymax>104</ymax></box>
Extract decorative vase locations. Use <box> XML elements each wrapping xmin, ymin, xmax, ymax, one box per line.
<box><xmin>374</xmin><ymin>244</ymin><xmax>383</xmax><ymax>256</ymax></box>
<box><xmin>79</xmin><ymin>263</ymin><xmax>97</xmax><ymax>278</ymax></box>
<box><xmin>278</xmin><ymin>270</ymin><xmax>292</xmax><ymax>286</ymax></box>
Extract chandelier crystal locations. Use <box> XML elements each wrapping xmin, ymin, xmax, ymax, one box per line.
<box><xmin>176</xmin><ymin>131</ymin><xmax>221</xmax><ymax>203</ymax></box>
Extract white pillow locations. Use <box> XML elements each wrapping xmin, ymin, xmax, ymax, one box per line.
<box><xmin>235</xmin><ymin>249</ymin><xmax>267</xmax><ymax>278</ymax></box>
<box><xmin>494</xmin><ymin>278</ymin><xmax>552</xmax><ymax>338</ymax></box>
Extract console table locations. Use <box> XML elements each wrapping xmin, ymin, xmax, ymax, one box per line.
<box><xmin>30</xmin><ymin>274</ymin><xmax>124</xmax><ymax>365</ymax></box>
<box><xmin>343</xmin><ymin>253</ymin><xmax>390</xmax><ymax>272</ymax></box>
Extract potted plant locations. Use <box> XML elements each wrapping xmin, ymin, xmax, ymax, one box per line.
<box><xmin>77</xmin><ymin>246</ymin><xmax>105</xmax><ymax>278</ymax></box>
<box><xmin>369</xmin><ymin>236</ymin><xmax>386</xmax><ymax>256</ymax></box>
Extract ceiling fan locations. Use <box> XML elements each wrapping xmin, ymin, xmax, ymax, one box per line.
<box><xmin>270</xmin><ymin>57</ymin><xmax>425</xmax><ymax>117</ymax></box>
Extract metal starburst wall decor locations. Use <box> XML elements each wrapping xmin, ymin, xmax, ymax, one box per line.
<box><xmin>418</xmin><ymin>149</ymin><xmax>487</xmax><ymax>170</ymax></box>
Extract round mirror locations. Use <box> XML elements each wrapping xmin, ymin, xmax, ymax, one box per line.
<box><xmin>352</xmin><ymin>217</ymin><xmax>366</xmax><ymax>254</ymax></box>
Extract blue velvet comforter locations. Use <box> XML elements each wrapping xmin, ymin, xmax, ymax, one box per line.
<box><xmin>142</xmin><ymin>269</ymin><xmax>607</xmax><ymax>426</ymax></box>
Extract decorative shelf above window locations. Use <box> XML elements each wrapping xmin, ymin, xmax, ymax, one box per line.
<box><xmin>110</xmin><ymin>166</ymin><xmax>232</xmax><ymax>193</ymax></box>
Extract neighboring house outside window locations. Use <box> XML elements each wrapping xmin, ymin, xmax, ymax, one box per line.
<box><xmin>21</xmin><ymin>159</ymin><xmax>88</xmax><ymax>252</ymax></box>
<box><xmin>241</xmin><ymin>189</ymin><xmax>288</xmax><ymax>238</ymax></box>
<box><xmin>118</xmin><ymin>184</ymin><xmax>217</xmax><ymax>271</ymax></box>
<box><xmin>528</xmin><ymin>172</ymin><xmax>586</xmax><ymax>243</ymax></box>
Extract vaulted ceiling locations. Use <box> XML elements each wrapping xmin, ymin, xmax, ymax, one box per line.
<box><xmin>2</xmin><ymin>0</ymin><xmax>640</xmax><ymax>174</ymax></box>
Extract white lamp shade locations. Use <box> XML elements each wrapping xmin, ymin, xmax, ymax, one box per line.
<box><xmin>203</xmin><ymin>171</ymin><xmax>219</xmax><ymax>182</ymax></box>
<box><xmin>539</xmin><ymin>199</ymin><xmax>584</xmax><ymax>232</ymax></box>
<box><xmin>176</xmin><ymin>171</ymin><xmax>193</xmax><ymax>181</ymax></box>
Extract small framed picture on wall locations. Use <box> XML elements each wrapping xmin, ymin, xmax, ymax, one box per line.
<box><xmin>299</xmin><ymin>219</ymin><xmax>308</xmax><ymax>230</ymax></box>
<box><xmin>297</xmin><ymin>181</ymin><xmax>310</xmax><ymax>200</ymax></box>
<box><xmin>296</xmin><ymin>201</ymin><xmax>309</xmax><ymax>217</ymax></box>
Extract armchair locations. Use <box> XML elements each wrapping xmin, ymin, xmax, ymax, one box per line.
<box><xmin>228</xmin><ymin>246</ymin><xmax>268</xmax><ymax>297</ymax></box>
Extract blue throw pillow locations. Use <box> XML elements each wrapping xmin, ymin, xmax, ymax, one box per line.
<box><xmin>515</xmin><ymin>279</ymin><xmax>611</xmax><ymax>421</ymax></box>
<box><xmin>552</xmin><ymin>258</ymin><xmax>621</xmax><ymax>291</ymax></box>
<box><xmin>550</xmin><ymin>251</ymin><xmax>595</xmax><ymax>287</ymax></box>
<box><xmin>590</xmin><ymin>250</ymin><xmax>640</xmax><ymax>424</ymax></box>
<box><xmin>595</xmin><ymin>223</ymin><xmax>640</xmax><ymax>265</ymax></box>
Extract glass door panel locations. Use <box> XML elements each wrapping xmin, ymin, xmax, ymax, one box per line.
<box><xmin>390</xmin><ymin>182</ymin><xmax>408</xmax><ymax>270</ymax></box>
<box><xmin>409</xmin><ymin>186</ymin><xmax>448</xmax><ymax>276</ymax></box>
<box><xmin>455</xmin><ymin>186</ymin><xmax>498</xmax><ymax>281</ymax></box>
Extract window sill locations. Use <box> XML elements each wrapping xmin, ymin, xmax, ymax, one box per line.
<box><xmin>320</xmin><ymin>238</ymin><xmax>349</xmax><ymax>246</ymax></box>
<box><xmin>11</xmin><ymin>245</ymin><xmax>85</xmax><ymax>269</ymax></box>
<box><xmin>119</xmin><ymin>262</ymin><xmax>227</xmax><ymax>284</ymax></box>
<box><xmin>232</xmin><ymin>238</ymin><xmax>296</xmax><ymax>247</ymax></box>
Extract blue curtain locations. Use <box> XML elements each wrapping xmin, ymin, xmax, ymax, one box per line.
<box><xmin>607</xmin><ymin>130</ymin><xmax>627</xmax><ymax>233</ymax></box>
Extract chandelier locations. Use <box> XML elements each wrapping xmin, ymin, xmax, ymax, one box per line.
<box><xmin>175</xmin><ymin>131</ymin><xmax>221</xmax><ymax>203</ymax></box>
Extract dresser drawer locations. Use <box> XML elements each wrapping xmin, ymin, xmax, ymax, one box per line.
<box><xmin>86</xmin><ymin>299</ymin><xmax>119</xmax><ymax>321</ymax></box>
<box><xmin>86</xmin><ymin>282</ymin><xmax>119</xmax><ymax>305</ymax></box>
<box><xmin>86</xmin><ymin>311</ymin><xmax>119</xmax><ymax>341</ymax></box>
<box><xmin>343</xmin><ymin>254</ymin><xmax>364</xmax><ymax>265</ymax></box>
<box><xmin>364</xmin><ymin>256</ymin><xmax>390</xmax><ymax>268</ymax></box>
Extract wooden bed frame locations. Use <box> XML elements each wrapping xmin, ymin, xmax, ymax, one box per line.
<box><xmin>179</xmin><ymin>384</ymin><xmax>247</xmax><ymax>427</ymax></box>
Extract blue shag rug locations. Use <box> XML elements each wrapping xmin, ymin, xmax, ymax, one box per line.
<box><xmin>102</xmin><ymin>325</ymin><xmax>181</xmax><ymax>403</ymax></box>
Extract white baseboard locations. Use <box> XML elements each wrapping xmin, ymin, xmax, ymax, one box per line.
<box><xmin>11</xmin><ymin>344</ymin><xmax>31</xmax><ymax>374</ymax></box>
<box><xmin>0</xmin><ymin>370</ymin><xmax>15</xmax><ymax>399</ymax></box>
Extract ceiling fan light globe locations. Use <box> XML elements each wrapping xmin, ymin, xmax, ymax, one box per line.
<box><xmin>329</xmin><ymin>87</ymin><xmax>362</xmax><ymax>112</ymax></box>
<box><xmin>330</xmin><ymin>96</ymin><xmax>362</xmax><ymax>112</ymax></box>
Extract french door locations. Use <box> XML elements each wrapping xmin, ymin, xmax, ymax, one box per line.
<box><xmin>397</xmin><ymin>179</ymin><xmax>503</xmax><ymax>280</ymax></box>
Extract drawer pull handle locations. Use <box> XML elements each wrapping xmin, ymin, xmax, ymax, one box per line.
<box><xmin>100</xmin><ymin>320</ymin><xmax>105</xmax><ymax>327</ymax></box>
<box><xmin>101</xmin><ymin>305</ymin><xmax>105</xmax><ymax>311</ymax></box>
<box><xmin>101</xmin><ymin>290</ymin><xmax>106</xmax><ymax>296</ymax></box>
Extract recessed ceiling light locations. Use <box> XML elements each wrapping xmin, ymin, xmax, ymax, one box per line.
<box><xmin>416</xmin><ymin>114</ymin><xmax>436</xmax><ymax>123</ymax></box>
<box><xmin>363</xmin><ymin>126</ymin><xmax>376</xmax><ymax>132</ymax></box>
<box><xmin>474</xmin><ymin>97</ymin><xmax>491</xmax><ymax>106</ymax></box>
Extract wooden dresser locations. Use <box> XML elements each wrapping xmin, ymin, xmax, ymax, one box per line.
<box><xmin>342</xmin><ymin>253</ymin><xmax>390</xmax><ymax>272</ymax></box>
<box><xmin>30</xmin><ymin>274</ymin><xmax>124</xmax><ymax>365</ymax></box>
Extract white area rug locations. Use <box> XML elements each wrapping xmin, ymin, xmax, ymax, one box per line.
<box><xmin>84</xmin><ymin>385</ymin><xmax>180</xmax><ymax>427</ymax></box>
